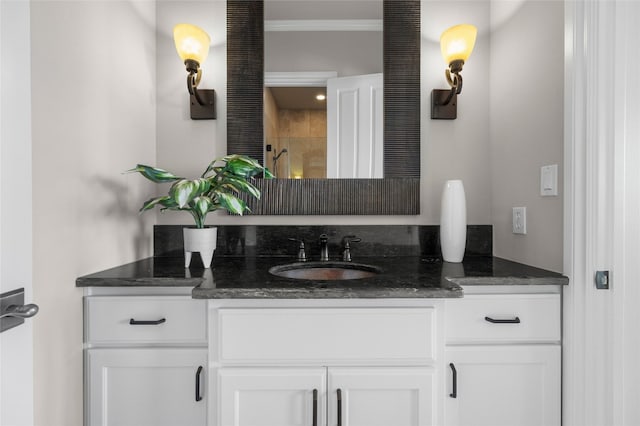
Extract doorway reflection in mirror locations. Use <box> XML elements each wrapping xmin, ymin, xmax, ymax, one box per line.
<box><xmin>263</xmin><ymin>0</ymin><xmax>383</xmax><ymax>179</ymax></box>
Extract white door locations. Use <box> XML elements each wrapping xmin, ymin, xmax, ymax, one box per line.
<box><xmin>218</xmin><ymin>367</ymin><xmax>326</xmax><ymax>426</ymax></box>
<box><xmin>327</xmin><ymin>73</ymin><xmax>383</xmax><ymax>179</ymax></box>
<box><xmin>87</xmin><ymin>348</ymin><xmax>207</xmax><ymax>426</ymax></box>
<box><xmin>444</xmin><ymin>345</ymin><xmax>560</xmax><ymax>426</ymax></box>
<box><xmin>0</xmin><ymin>1</ymin><xmax>35</xmax><ymax>425</ymax></box>
<box><xmin>328</xmin><ymin>367</ymin><xmax>437</xmax><ymax>426</ymax></box>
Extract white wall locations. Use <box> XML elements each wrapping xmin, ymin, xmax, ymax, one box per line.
<box><xmin>30</xmin><ymin>1</ymin><xmax>157</xmax><ymax>425</ymax></box>
<box><xmin>490</xmin><ymin>0</ymin><xmax>564</xmax><ymax>271</ymax></box>
<box><xmin>156</xmin><ymin>0</ymin><xmax>226</xmax><ymax>178</ymax></box>
<box><xmin>155</xmin><ymin>0</ymin><xmax>494</xmax><ymax>227</ymax></box>
<box><xmin>265</xmin><ymin>31</ymin><xmax>383</xmax><ymax>77</ymax></box>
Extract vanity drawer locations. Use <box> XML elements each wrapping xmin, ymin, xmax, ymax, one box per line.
<box><xmin>85</xmin><ymin>296</ymin><xmax>207</xmax><ymax>345</ymax></box>
<box><xmin>215</xmin><ymin>307</ymin><xmax>436</xmax><ymax>364</ymax></box>
<box><xmin>445</xmin><ymin>294</ymin><xmax>560</xmax><ymax>343</ymax></box>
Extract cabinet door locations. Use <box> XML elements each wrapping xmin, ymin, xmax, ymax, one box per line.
<box><xmin>328</xmin><ymin>367</ymin><xmax>437</xmax><ymax>426</ymax></box>
<box><xmin>218</xmin><ymin>367</ymin><xmax>326</xmax><ymax>426</ymax></box>
<box><xmin>87</xmin><ymin>348</ymin><xmax>207</xmax><ymax>426</ymax></box>
<box><xmin>444</xmin><ymin>345</ymin><xmax>560</xmax><ymax>426</ymax></box>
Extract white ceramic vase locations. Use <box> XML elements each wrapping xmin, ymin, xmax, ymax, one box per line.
<box><xmin>440</xmin><ymin>180</ymin><xmax>467</xmax><ymax>263</ymax></box>
<box><xmin>183</xmin><ymin>227</ymin><xmax>217</xmax><ymax>268</ymax></box>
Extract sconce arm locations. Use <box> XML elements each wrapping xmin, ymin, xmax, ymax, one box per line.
<box><xmin>442</xmin><ymin>69</ymin><xmax>463</xmax><ymax>106</ymax></box>
<box><xmin>187</xmin><ymin>69</ymin><xmax>207</xmax><ymax>106</ymax></box>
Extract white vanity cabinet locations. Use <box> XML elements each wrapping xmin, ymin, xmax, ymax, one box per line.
<box><xmin>209</xmin><ymin>300</ymin><xmax>444</xmax><ymax>426</ymax></box>
<box><xmin>84</xmin><ymin>293</ymin><xmax>208</xmax><ymax>426</ymax></box>
<box><xmin>443</xmin><ymin>289</ymin><xmax>562</xmax><ymax>426</ymax></box>
<box><xmin>82</xmin><ymin>284</ymin><xmax>563</xmax><ymax>426</ymax></box>
<box><xmin>218</xmin><ymin>366</ymin><xmax>436</xmax><ymax>426</ymax></box>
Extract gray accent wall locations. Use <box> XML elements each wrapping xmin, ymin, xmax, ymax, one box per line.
<box><xmin>489</xmin><ymin>0</ymin><xmax>564</xmax><ymax>272</ymax></box>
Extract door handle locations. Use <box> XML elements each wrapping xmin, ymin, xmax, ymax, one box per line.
<box><xmin>484</xmin><ymin>316</ymin><xmax>520</xmax><ymax>324</ymax></box>
<box><xmin>312</xmin><ymin>389</ymin><xmax>318</xmax><ymax>426</ymax></box>
<box><xmin>195</xmin><ymin>366</ymin><xmax>204</xmax><ymax>402</ymax></box>
<box><xmin>0</xmin><ymin>304</ymin><xmax>39</xmax><ymax>319</ymax></box>
<box><xmin>449</xmin><ymin>363</ymin><xmax>457</xmax><ymax>398</ymax></box>
<box><xmin>1</xmin><ymin>288</ymin><xmax>38</xmax><ymax>333</ymax></box>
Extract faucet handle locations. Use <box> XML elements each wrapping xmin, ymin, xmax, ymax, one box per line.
<box><xmin>288</xmin><ymin>238</ymin><xmax>307</xmax><ymax>262</ymax></box>
<box><xmin>341</xmin><ymin>235</ymin><xmax>361</xmax><ymax>246</ymax></box>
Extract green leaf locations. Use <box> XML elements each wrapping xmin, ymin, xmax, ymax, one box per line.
<box><xmin>263</xmin><ymin>168</ymin><xmax>275</xmax><ymax>179</ymax></box>
<box><xmin>219</xmin><ymin>175</ymin><xmax>261</xmax><ymax>199</ymax></box>
<box><xmin>170</xmin><ymin>179</ymin><xmax>198</xmax><ymax>208</ymax></box>
<box><xmin>224</xmin><ymin>156</ymin><xmax>265</xmax><ymax>178</ymax></box>
<box><xmin>192</xmin><ymin>196</ymin><xmax>213</xmax><ymax>219</ymax></box>
<box><xmin>217</xmin><ymin>192</ymin><xmax>248</xmax><ymax>215</ymax></box>
<box><xmin>192</xmin><ymin>177</ymin><xmax>211</xmax><ymax>195</ymax></box>
<box><xmin>126</xmin><ymin>165</ymin><xmax>182</xmax><ymax>183</ymax></box>
<box><xmin>140</xmin><ymin>196</ymin><xmax>174</xmax><ymax>212</ymax></box>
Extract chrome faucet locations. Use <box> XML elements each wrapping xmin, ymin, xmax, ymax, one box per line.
<box><xmin>288</xmin><ymin>238</ymin><xmax>307</xmax><ymax>262</ymax></box>
<box><xmin>319</xmin><ymin>234</ymin><xmax>329</xmax><ymax>261</ymax></box>
<box><xmin>341</xmin><ymin>235</ymin><xmax>362</xmax><ymax>262</ymax></box>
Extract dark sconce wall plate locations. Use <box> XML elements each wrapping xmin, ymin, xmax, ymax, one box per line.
<box><xmin>431</xmin><ymin>90</ymin><xmax>457</xmax><ymax>119</ymax></box>
<box><xmin>190</xmin><ymin>89</ymin><xmax>216</xmax><ymax>120</ymax></box>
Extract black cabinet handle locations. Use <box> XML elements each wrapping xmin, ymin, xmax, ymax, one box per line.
<box><xmin>337</xmin><ymin>388</ymin><xmax>342</xmax><ymax>426</ymax></box>
<box><xmin>129</xmin><ymin>318</ymin><xmax>166</xmax><ymax>325</ymax></box>
<box><xmin>195</xmin><ymin>366</ymin><xmax>204</xmax><ymax>402</ymax></box>
<box><xmin>449</xmin><ymin>363</ymin><xmax>457</xmax><ymax>398</ymax></box>
<box><xmin>312</xmin><ymin>389</ymin><xmax>318</xmax><ymax>426</ymax></box>
<box><xmin>484</xmin><ymin>316</ymin><xmax>520</xmax><ymax>324</ymax></box>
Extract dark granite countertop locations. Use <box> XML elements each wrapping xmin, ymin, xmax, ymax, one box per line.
<box><xmin>76</xmin><ymin>255</ymin><xmax>568</xmax><ymax>299</ymax></box>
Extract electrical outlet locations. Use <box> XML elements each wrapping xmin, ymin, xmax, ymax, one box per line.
<box><xmin>512</xmin><ymin>207</ymin><xmax>527</xmax><ymax>234</ymax></box>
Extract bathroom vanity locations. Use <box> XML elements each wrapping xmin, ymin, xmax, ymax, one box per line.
<box><xmin>78</xmin><ymin>225</ymin><xmax>566</xmax><ymax>426</ymax></box>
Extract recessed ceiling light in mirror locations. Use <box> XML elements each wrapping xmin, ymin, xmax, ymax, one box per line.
<box><xmin>316</xmin><ymin>94</ymin><xmax>326</xmax><ymax>101</ymax></box>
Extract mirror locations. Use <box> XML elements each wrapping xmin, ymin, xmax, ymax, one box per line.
<box><xmin>264</xmin><ymin>1</ymin><xmax>383</xmax><ymax>179</ymax></box>
<box><xmin>227</xmin><ymin>0</ymin><xmax>420</xmax><ymax>215</ymax></box>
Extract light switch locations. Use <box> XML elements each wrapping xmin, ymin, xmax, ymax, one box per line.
<box><xmin>540</xmin><ymin>164</ymin><xmax>558</xmax><ymax>196</ymax></box>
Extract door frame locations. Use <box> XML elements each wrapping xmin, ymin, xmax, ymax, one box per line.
<box><xmin>563</xmin><ymin>1</ymin><xmax>640</xmax><ymax>425</ymax></box>
<box><xmin>0</xmin><ymin>0</ymin><xmax>35</xmax><ymax>424</ymax></box>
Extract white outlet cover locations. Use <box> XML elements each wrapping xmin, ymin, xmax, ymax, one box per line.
<box><xmin>512</xmin><ymin>207</ymin><xmax>527</xmax><ymax>234</ymax></box>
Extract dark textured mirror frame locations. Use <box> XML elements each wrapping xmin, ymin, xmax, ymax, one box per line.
<box><xmin>227</xmin><ymin>0</ymin><xmax>420</xmax><ymax>215</ymax></box>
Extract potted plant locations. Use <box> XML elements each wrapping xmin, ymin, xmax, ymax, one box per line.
<box><xmin>128</xmin><ymin>154</ymin><xmax>270</xmax><ymax>268</ymax></box>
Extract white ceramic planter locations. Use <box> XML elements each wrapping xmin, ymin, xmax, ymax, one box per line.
<box><xmin>440</xmin><ymin>180</ymin><xmax>467</xmax><ymax>263</ymax></box>
<box><xmin>183</xmin><ymin>227</ymin><xmax>217</xmax><ymax>268</ymax></box>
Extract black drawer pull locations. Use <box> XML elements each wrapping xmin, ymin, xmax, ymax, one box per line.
<box><xmin>337</xmin><ymin>388</ymin><xmax>342</xmax><ymax>426</ymax></box>
<box><xmin>312</xmin><ymin>389</ymin><xmax>318</xmax><ymax>426</ymax></box>
<box><xmin>129</xmin><ymin>318</ymin><xmax>166</xmax><ymax>325</ymax></box>
<box><xmin>449</xmin><ymin>363</ymin><xmax>457</xmax><ymax>398</ymax></box>
<box><xmin>195</xmin><ymin>366</ymin><xmax>204</xmax><ymax>402</ymax></box>
<box><xmin>484</xmin><ymin>316</ymin><xmax>520</xmax><ymax>324</ymax></box>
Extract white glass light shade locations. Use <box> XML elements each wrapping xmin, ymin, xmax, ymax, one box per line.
<box><xmin>440</xmin><ymin>24</ymin><xmax>477</xmax><ymax>65</ymax></box>
<box><xmin>173</xmin><ymin>23</ymin><xmax>211</xmax><ymax>65</ymax></box>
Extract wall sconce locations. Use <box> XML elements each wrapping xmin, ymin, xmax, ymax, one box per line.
<box><xmin>431</xmin><ymin>24</ymin><xmax>477</xmax><ymax>120</ymax></box>
<box><xmin>173</xmin><ymin>23</ymin><xmax>216</xmax><ymax>120</ymax></box>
